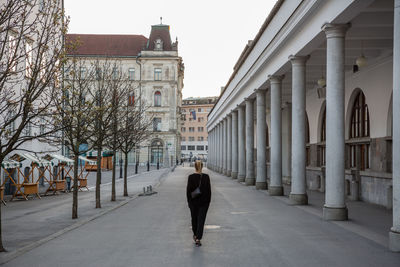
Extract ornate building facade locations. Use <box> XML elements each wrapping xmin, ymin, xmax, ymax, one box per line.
<box><xmin>66</xmin><ymin>23</ymin><xmax>184</xmax><ymax>167</ymax></box>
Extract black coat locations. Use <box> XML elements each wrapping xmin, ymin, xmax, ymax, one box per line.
<box><xmin>186</xmin><ymin>173</ymin><xmax>211</xmax><ymax>207</ymax></box>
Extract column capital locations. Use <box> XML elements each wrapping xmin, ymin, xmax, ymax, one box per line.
<box><xmin>244</xmin><ymin>97</ymin><xmax>254</xmax><ymax>102</ymax></box>
<box><xmin>254</xmin><ymin>87</ymin><xmax>267</xmax><ymax>92</ymax></box>
<box><xmin>268</xmin><ymin>74</ymin><xmax>285</xmax><ymax>84</ymax></box>
<box><xmin>322</xmin><ymin>23</ymin><xmax>351</xmax><ymax>39</ymax></box>
<box><xmin>288</xmin><ymin>55</ymin><xmax>310</xmax><ymax>65</ymax></box>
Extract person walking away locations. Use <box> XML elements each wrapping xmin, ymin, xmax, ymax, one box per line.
<box><xmin>186</xmin><ymin>160</ymin><xmax>211</xmax><ymax>246</ymax></box>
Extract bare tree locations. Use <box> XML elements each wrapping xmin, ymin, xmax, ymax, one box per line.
<box><xmin>49</xmin><ymin>50</ymin><xmax>96</xmax><ymax>219</ymax></box>
<box><xmin>105</xmin><ymin>65</ymin><xmax>130</xmax><ymax>201</ymax></box>
<box><xmin>118</xmin><ymin>89</ymin><xmax>153</xmax><ymax>196</ymax></box>
<box><xmin>88</xmin><ymin>59</ymin><xmax>124</xmax><ymax>208</ymax></box>
<box><xmin>0</xmin><ymin>0</ymin><xmax>66</xmax><ymax>252</ymax></box>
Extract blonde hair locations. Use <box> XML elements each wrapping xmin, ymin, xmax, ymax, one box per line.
<box><xmin>194</xmin><ymin>160</ymin><xmax>203</xmax><ymax>172</ymax></box>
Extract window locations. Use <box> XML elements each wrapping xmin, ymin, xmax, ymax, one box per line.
<box><xmin>39</xmin><ymin>117</ymin><xmax>45</xmax><ymax>135</ymax></box>
<box><xmin>189</xmin><ymin>127</ymin><xmax>195</xmax><ymax>132</ymax></box>
<box><xmin>112</xmin><ymin>67</ymin><xmax>119</xmax><ymax>80</ymax></box>
<box><xmin>189</xmin><ymin>137</ymin><xmax>195</xmax><ymax>141</ymax></box>
<box><xmin>80</xmin><ymin>67</ymin><xmax>86</xmax><ymax>78</ymax></box>
<box><xmin>25</xmin><ymin>41</ymin><xmax>33</xmax><ymax>77</ymax></box>
<box><xmin>198</xmin><ymin>136</ymin><xmax>204</xmax><ymax>141</ymax></box>
<box><xmin>153</xmin><ymin>117</ymin><xmax>161</xmax><ymax>132</ymax></box>
<box><xmin>182</xmin><ymin>109</ymin><xmax>186</xmax><ymax>113</ymax></box>
<box><xmin>181</xmin><ymin>127</ymin><xmax>186</xmax><ymax>132</ymax></box>
<box><xmin>198</xmin><ymin>127</ymin><xmax>204</xmax><ymax>132</ymax></box>
<box><xmin>197</xmin><ymin>146</ymin><xmax>204</xmax><ymax>151</ymax></box>
<box><xmin>349</xmin><ymin>91</ymin><xmax>370</xmax><ymax>170</ymax></box>
<box><xmin>181</xmin><ymin>146</ymin><xmax>186</xmax><ymax>151</ymax></box>
<box><xmin>154</xmin><ymin>68</ymin><xmax>162</xmax><ymax>81</ymax></box>
<box><xmin>128</xmin><ymin>68</ymin><xmax>135</xmax><ymax>80</ymax></box>
<box><xmin>39</xmin><ymin>0</ymin><xmax>45</xmax><ymax>11</ymax></box>
<box><xmin>198</xmin><ymin>117</ymin><xmax>204</xmax><ymax>122</ymax></box>
<box><xmin>95</xmin><ymin>67</ymin><xmax>102</xmax><ymax>80</ymax></box>
<box><xmin>128</xmin><ymin>93</ymin><xmax>134</xmax><ymax>106</ymax></box>
<box><xmin>24</xmin><ymin>122</ymin><xmax>32</xmax><ymax>136</ymax></box>
<box><xmin>188</xmin><ymin>146</ymin><xmax>195</xmax><ymax>151</ymax></box>
<box><xmin>154</xmin><ymin>91</ymin><xmax>161</xmax><ymax>107</ymax></box>
<box><xmin>198</xmin><ymin>108</ymin><xmax>202</xmax><ymax>112</ymax></box>
<box><xmin>350</xmin><ymin>91</ymin><xmax>369</xmax><ymax>138</ymax></box>
<box><xmin>8</xmin><ymin>35</ymin><xmax>17</xmax><ymax>72</ymax></box>
<box><xmin>181</xmin><ymin>137</ymin><xmax>186</xmax><ymax>141</ymax></box>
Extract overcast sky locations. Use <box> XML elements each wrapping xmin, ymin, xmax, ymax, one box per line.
<box><xmin>64</xmin><ymin>0</ymin><xmax>275</xmax><ymax>99</ymax></box>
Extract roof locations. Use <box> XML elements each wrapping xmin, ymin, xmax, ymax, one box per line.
<box><xmin>66</xmin><ymin>34</ymin><xmax>148</xmax><ymax>57</ymax></box>
<box><xmin>145</xmin><ymin>24</ymin><xmax>176</xmax><ymax>51</ymax></box>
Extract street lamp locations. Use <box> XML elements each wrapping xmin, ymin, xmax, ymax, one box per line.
<box><xmin>157</xmin><ymin>141</ymin><xmax>161</xmax><ymax>170</ymax></box>
<box><xmin>119</xmin><ymin>151</ymin><xmax>123</xmax><ymax>178</ymax></box>
<box><xmin>147</xmin><ymin>145</ymin><xmax>150</xmax><ymax>171</ymax></box>
<box><xmin>135</xmin><ymin>146</ymin><xmax>139</xmax><ymax>174</ymax></box>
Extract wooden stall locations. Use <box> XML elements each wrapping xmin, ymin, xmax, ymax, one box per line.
<box><xmin>1</xmin><ymin>159</ymin><xmax>22</xmax><ymax>203</ymax></box>
<box><xmin>84</xmin><ymin>151</ymin><xmax>114</xmax><ymax>171</ymax></box>
<box><xmin>43</xmin><ymin>154</ymin><xmax>74</xmax><ymax>195</ymax></box>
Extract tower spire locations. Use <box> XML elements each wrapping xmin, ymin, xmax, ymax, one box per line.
<box><xmin>160</xmin><ymin>17</ymin><xmax>163</xmax><ymax>25</ymax></box>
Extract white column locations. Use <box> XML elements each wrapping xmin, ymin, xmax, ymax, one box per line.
<box><xmin>390</xmin><ymin>0</ymin><xmax>400</xmax><ymax>252</ymax></box>
<box><xmin>219</xmin><ymin>122</ymin><xmax>223</xmax><ymax>173</ymax></box>
<box><xmin>269</xmin><ymin>75</ymin><xmax>284</xmax><ymax>196</ymax></box>
<box><xmin>245</xmin><ymin>98</ymin><xmax>256</xmax><ymax>185</ymax></box>
<box><xmin>256</xmin><ymin>89</ymin><xmax>267</xmax><ymax>189</ymax></box>
<box><xmin>289</xmin><ymin>55</ymin><xmax>309</xmax><ymax>205</ymax></box>
<box><xmin>238</xmin><ymin>105</ymin><xmax>246</xmax><ymax>182</ymax></box>
<box><xmin>224</xmin><ymin>118</ymin><xmax>228</xmax><ymax>175</ymax></box>
<box><xmin>227</xmin><ymin>114</ymin><xmax>232</xmax><ymax>177</ymax></box>
<box><xmin>222</xmin><ymin>119</ymin><xmax>227</xmax><ymax>175</ymax></box>
<box><xmin>210</xmin><ymin>129</ymin><xmax>213</xmax><ymax>170</ymax></box>
<box><xmin>231</xmin><ymin>110</ymin><xmax>239</xmax><ymax>179</ymax></box>
<box><xmin>216</xmin><ymin>125</ymin><xmax>220</xmax><ymax>172</ymax></box>
<box><xmin>322</xmin><ymin>23</ymin><xmax>349</xmax><ymax>221</ymax></box>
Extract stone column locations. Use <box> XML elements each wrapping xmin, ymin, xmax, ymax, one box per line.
<box><xmin>210</xmin><ymin>129</ymin><xmax>214</xmax><ymax>170</ymax></box>
<box><xmin>322</xmin><ymin>23</ymin><xmax>350</xmax><ymax>221</ymax></box>
<box><xmin>231</xmin><ymin>110</ymin><xmax>239</xmax><ymax>179</ymax></box>
<box><xmin>224</xmin><ymin>118</ymin><xmax>228</xmax><ymax>175</ymax></box>
<box><xmin>222</xmin><ymin>119</ymin><xmax>227</xmax><ymax>175</ymax></box>
<box><xmin>227</xmin><ymin>114</ymin><xmax>232</xmax><ymax>177</ymax></box>
<box><xmin>238</xmin><ymin>105</ymin><xmax>246</xmax><ymax>182</ymax></box>
<box><xmin>245</xmin><ymin>98</ymin><xmax>256</xmax><ymax>185</ymax></box>
<box><xmin>256</xmin><ymin>89</ymin><xmax>267</xmax><ymax>189</ymax></box>
<box><xmin>390</xmin><ymin>0</ymin><xmax>400</xmax><ymax>252</ymax></box>
<box><xmin>269</xmin><ymin>75</ymin><xmax>284</xmax><ymax>196</ymax></box>
<box><xmin>219</xmin><ymin>122</ymin><xmax>223</xmax><ymax>173</ymax></box>
<box><xmin>289</xmin><ymin>55</ymin><xmax>309</xmax><ymax>205</ymax></box>
<box><xmin>216</xmin><ymin>125</ymin><xmax>220</xmax><ymax>172</ymax></box>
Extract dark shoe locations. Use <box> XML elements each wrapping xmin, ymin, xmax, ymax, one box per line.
<box><xmin>193</xmin><ymin>235</ymin><xmax>197</xmax><ymax>242</ymax></box>
<box><xmin>195</xmin><ymin>239</ymin><xmax>202</xmax><ymax>247</ymax></box>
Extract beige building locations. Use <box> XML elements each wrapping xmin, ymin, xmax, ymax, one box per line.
<box><xmin>66</xmin><ymin>23</ymin><xmax>184</xmax><ymax>167</ymax></box>
<box><xmin>181</xmin><ymin>96</ymin><xmax>218</xmax><ymax>161</ymax></box>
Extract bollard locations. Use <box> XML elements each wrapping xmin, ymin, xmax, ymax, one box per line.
<box><xmin>143</xmin><ymin>187</ymin><xmax>146</xmax><ymax>194</ymax></box>
<box><xmin>149</xmin><ymin>185</ymin><xmax>152</xmax><ymax>193</ymax></box>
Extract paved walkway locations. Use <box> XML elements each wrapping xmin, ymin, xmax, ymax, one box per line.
<box><xmin>2</xmin><ymin>166</ymin><xmax>400</xmax><ymax>266</ymax></box>
<box><xmin>0</xmin><ymin>167</ymin><xmax>169</xmax><ymax>261</ymax></box>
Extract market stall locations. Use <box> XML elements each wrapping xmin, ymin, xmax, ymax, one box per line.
<box><xmin>43</xmin><ymin>154</ymin><xmax>74</xmax><ymax>194</ymax></box>
<box><xmin>1</xmin><ymin>159</ymin><xmax>22</xmax><ymax>203</ymax></box>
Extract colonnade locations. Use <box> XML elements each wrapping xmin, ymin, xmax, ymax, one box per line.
<box><xmin>208</xmin><ymin>17</ymin><xmax>400</xmax><ymax>250</ymax></box>
<box><xmin>208</xmin><ymin>23</ymin><xmax>351</xmax><ymax>218</ymax></box>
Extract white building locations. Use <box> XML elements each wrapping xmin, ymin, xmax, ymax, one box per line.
<box><xmin>66</xmin><ymin>23</ymin><xmax>184</xmax><ymax>167</ymax></box>
<box><xmin>207</xmin><ymin>0</ymin><xmax>400</xmax><ymax>251</ymax></box>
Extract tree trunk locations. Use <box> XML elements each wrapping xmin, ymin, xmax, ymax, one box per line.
<box><xmin>96</xmin><ymin>148</ymin><xmax>102</xmax><ymax>208</ymax></box>
<box><xmin>0</xmin><ymin>166</ymin><xmax>6</xmax><ymax>252</ymax></box>
<box><xmin>111</xmin><ymin>150</ymin><xmax>116</xmax><ymax>201</ymax></box>
<box><xmin>124</xmin><ymin>152</ymin><xmax>128</xmax><ymax>196</ymax></box>
<box><xmin>72</xmin><ymin>155</ymin><xmax>79</xmax><ymax>219</ymax></box>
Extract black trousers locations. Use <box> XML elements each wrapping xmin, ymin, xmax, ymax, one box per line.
<box><xmin>189</xmin><ymin>204</ymin><xmax>209</xmax><ymax>240</ymax></box>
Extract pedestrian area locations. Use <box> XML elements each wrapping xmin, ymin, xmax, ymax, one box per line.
<box><xmin>3</xmin><ymin>166</ymin><xmax>400</xmax><ymax>267</ymax></box>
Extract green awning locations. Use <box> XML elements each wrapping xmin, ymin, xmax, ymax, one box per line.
<box><xmin>1</xmin><ymin>160</ymin><xmax>22</xmax><ymax>169</ymax></box>
<box><xmin>22</xmin><ymin>153</ymin><xmax>54</xmax><ymax>167</ymax></box>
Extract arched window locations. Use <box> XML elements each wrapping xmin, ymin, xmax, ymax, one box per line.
<box><xmin>154</xmin><ymin>91</ymin><xmax>161</xmax><ymax>107</ymax></box>
<box><xmin>349</xmin><ymin>90</ymin><xmax>370</xmax><ymax>170</ymax></box>
<box><xmin>350</xmin><ymin>91</ymin><xmax>370</xmax><ymax>138</ymax></box>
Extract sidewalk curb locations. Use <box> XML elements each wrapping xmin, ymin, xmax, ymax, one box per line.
<box><xmin>0</xmin><ymin>168</ymin><xmax>171</xmax><ymax>265</ymax></box>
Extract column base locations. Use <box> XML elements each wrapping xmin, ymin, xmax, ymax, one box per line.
<box><xmin>237</xmin><ymin>175</ymin><xmax>245</xmax><ymax>182</ymax></box>
<box><xmin>245</xmin><ymin>178</ymin><xmax>255</xmax><ymax>186</ymax></box>
<box><xmin>323</xmin><ymin>206</ymin><xmax>348</xmax><ymax>221</ymax></box>
<box><xmin>269</xmin><ymin>186</ymin><xmax>283</xmax><ymax>196</ymax></box>
<box><xmin>227</xmin><ymin>170</ymin><xmax>231</xmax><ymax>177</ymax></box>
<box><xmin>256</xmin><ymin>182</ymin><xmax>267</xmax><ymax>190</ymax></box>
<box><xmin>389</xmin><ymin>229</ymin><xmax>400</xmax><ymax>252</ymax></box>
<box><xmin>223</xmin><ymin>169</ymin><xmax>227</xmax><ymax>175</ymax></box>
<box><xmin>289</xmin><ymin>193</ymin><xmax>308</xmax><ymax>205</ymax></box>
<box><xmin>231</xmin><ymin>172</ymin><xmax>238</xmax><ymax>179</ymax></box>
